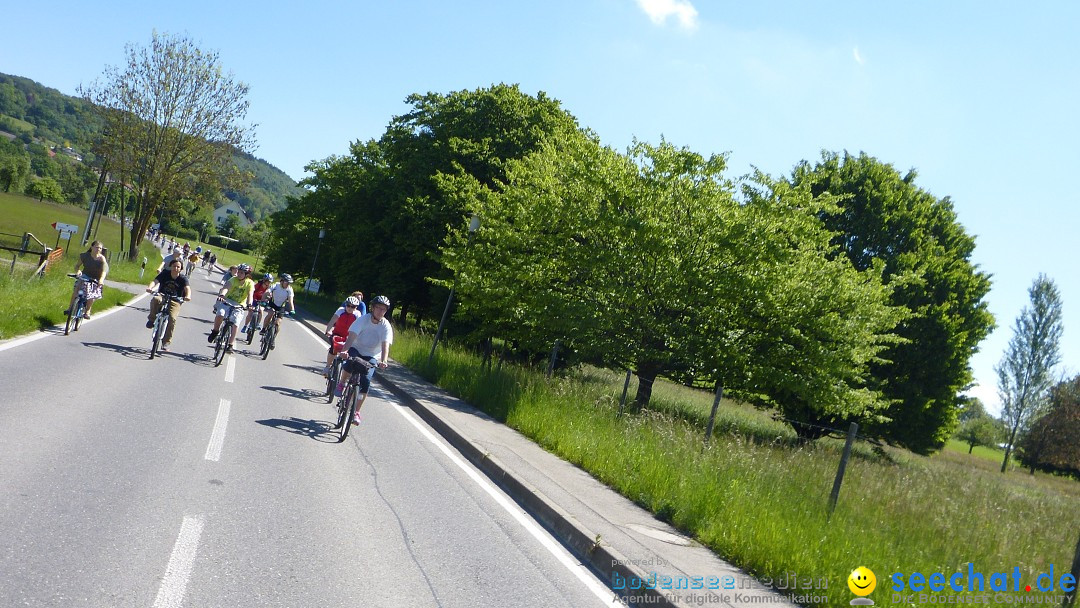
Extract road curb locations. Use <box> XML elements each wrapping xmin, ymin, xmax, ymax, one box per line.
<box><xmin>293</xmin><ymin>309</ymin><xmax>678</xmax><ymax>608</ymax></box>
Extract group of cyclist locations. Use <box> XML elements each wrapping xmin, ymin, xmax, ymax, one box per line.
<box><xmin>67</xmin><ymin>237</ymin><xmax>392</xmax><ymax>429</ymax></box>
<box><xmin>323</xmin><ymin>291</ymin><xmax>393</xmax><ymax>427</ymax></box>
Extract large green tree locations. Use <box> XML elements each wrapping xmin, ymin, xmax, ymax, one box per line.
<box><xmin>266</xmin><ymin>84</ymin><xmax>582</xmax><ymax>319</ymax></box>
<box><xmin>997</xmin><ymin>274</ymin><xmax>1064</xmax><ymax>472</ymax></box>
<box><xmin>80</xmin><ymin>32</ymin><xmax>256</xmax><ymax>260</ymax></box>
<box><xmin>445</xmin><ymin>138</ymin><xmax>902</xmax><ymax>423</ymax></box>
<box><xmin>25</xmin><ymin>176</ymin><xmax>62</xmax><ymax>202</ymax></box>
<box><xmin>788</xmin><ymin>151</ymin><xmax>994</xmax><ymax>453</ymax></box>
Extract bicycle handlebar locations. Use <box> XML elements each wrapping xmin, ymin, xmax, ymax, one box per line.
<box><xmin>68</xmin><ymin>273</ymin><xmax>100</xmax><ymax>284</ymax></box>
<box><xmin>149</xmin><ymin>292</ymin><xmax>187</xmax><ymax>302</ymax></box>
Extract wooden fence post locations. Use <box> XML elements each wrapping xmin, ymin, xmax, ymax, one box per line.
<box><xmin>703</xmin><ymin>381</ymin><xmax>724</xmax><ymax>446</ymax></box>
<box><xmin>827</xmin><ymin>422</ymin><xmax>859</xmax><ymax>520</ymax></box>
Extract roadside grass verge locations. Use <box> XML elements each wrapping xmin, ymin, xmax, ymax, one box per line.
<box><xmin>0</xmin><ymin>240</ymin><xmax>156</xmax><ymax>340</ymax></box>
<box><xmin>0</xmin><ymin>269</ymin><xmax>130</xmax><ymax>339</ymax></box>
<box><xmin>391</xmin><ymin>328</ymin><xmax>1079</xmax><ymax>601</ymax></box>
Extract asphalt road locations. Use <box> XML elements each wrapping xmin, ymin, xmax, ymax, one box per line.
<box><xmin>0</xmin><ymin>268</ymin><xmax>617</xmax><ymax>608</ymax></box>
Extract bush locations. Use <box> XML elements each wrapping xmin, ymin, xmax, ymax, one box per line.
<box><xmin>172</xmin><ymin>226</ymin><xmax>200</xmax><ymax>241</ymax></box>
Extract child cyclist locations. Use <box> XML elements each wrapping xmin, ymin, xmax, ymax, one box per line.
<box><xmin>242</xmin><ymin>273</ymin><xmax>274</xmax><ymax>334</ymax></box>
<box><xmin>323</xmin><ymin>295</ymin><xmax>362</xmax><ymax>376</ymax></box>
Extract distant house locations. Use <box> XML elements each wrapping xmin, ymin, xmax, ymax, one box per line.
<box><xmin>213</xmin><ymin>200</ymin><xmax>254</xmax><ymax>228</ymax></box>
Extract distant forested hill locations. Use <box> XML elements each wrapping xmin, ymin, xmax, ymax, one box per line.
<box><xmin>0</xmin><ymin>72</ymin><xmax>301</xmax><ymax>220</ymax></box>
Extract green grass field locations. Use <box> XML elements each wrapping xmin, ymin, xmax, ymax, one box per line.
<box><xmin>0</xmin><ymin>192</ymin><xmax>134</xmax><ymax>261</ymax></box>
<box><xmin>389</xmin><ymin>328</ymin><xmax>1080</xmax><ymax>604</ymax></box>
<box><xmin>0</xmin><ymin>194</ymin><xmax>161</xmax><ymax>338</ymax></box>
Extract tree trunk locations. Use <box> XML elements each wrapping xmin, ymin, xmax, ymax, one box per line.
<box><xmin>119</xmin><ymin>191</ymin><xmax>126</xmax><ymax>254</ymax></box>
<box><xmin>633</xmin><ymin>362</ymin><xmax>662</xmax><ymax>411</ymax></box>
<box><xmin>1001</xmin><ymin>423</ymin><xmax>1021</xmax><ymax>473</ymax></box>
<box><xmin>968</xmin><ymin>443</ymin><xmax>974</xmax><ymax>454</ymax></box>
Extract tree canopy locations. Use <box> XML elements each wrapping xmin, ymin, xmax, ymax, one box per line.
<box><xmin>265</xmin><ymin>83</ymin><xmax>582</xmax><ymax>318</ymax></box>
<box><xmin>788</xmin><ymin>151</ymin><xmax>995</xmax><ymax>453</ymax></box>
<box><xmin>997</xmin><ymin>274</ymin><xmax>1064</xmax><ymax>472</ymax></box>
<box><xmin>443</xmin><ymin>137</ymin><xmax>903</xmax><ymax>428</ymax></box>
<box><xmin>78</xmin><ymin>33</ymin><xmax>256</xmax><ymax>259</ymax></box>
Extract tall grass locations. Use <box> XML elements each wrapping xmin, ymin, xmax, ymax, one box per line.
<box><xmin>392</xmin><ymin>329</ymin><xmax>1079</xmax><ymax>602</ymax></box>
<box><xmin>0</xmin><ymin>241</ymin><xmax>156</xmax><ymax>339</ymax></box>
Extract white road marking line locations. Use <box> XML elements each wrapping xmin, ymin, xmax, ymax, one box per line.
<box><xmin>152</xmin><ymin>516</ymin><xmax>204</xmax><ymax>608</ymax></box>
<box><xmin>0</xmin><ymin>291</ymin><xmax>151</xmax><ymax>353</ymax></box>
<box><xmin>382</xmin><ymin>393</ymin><xmax>620</xmax><ymax>607</ymax></box>
<box><xmin>299</xmin><ymin>318</ymin><xmax>329</xmax><ymax>347</ymax></box>
<box><xmin>204</xmin><ymin>398</ymin><xmax>231</xmax><ymax>462</ymax></box>
<box><xmin>224</xmin><ymin>355</ymin><xmax>236</xmax><ymax>383</ymax></box>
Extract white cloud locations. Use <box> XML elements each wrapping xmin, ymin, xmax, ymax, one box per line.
<box><xmin>853</xmin><ymin>46</ymin><xmax>866</xmax><ymax>65</ymax></box>
<box><xmin>636</xmin><ymin>0</ymin><xmax>698</xmax><ymax>30</ymax></box>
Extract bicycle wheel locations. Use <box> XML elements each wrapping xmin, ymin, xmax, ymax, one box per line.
<box><xmin>337</xmin><ymin>384</ymin><xmax>357</xmax><ymax>442</ymax></box>
<box><xmin>261</xmin><ymin>324</ymin><xmax>275</xmax><ymax>360</ymax></box>
<box><xmin>72</xmin><ymin>298</ymin><xmax>85</xmax><ymax>332</ymax></box>
<box><xmin>246</xmin><ymin>314</ymin><xmax>256</xmax><ymax>344</ymax></box>
<box><xmin>214</xmin><ymin>325</ymin><xmax>228</xmax><ymax>366</ymax></box>
<box><xmin>63</xmin><ymin>308</ymin><xmax>74</xmax><ymax>335</ymax></box>
<box><xmin>150</xmin><ymin>318</ymin><xmax>163</xmax><ymax>359</ymax></box>
<box><xmin>325</xmin><ymin>358</ymin><xmax>339</xmax><ymax>402</ymax></box>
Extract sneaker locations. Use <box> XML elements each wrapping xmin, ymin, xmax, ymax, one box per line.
<box><xmin>269</xmin><ymin>342</ymin><xmax>275</xmax><ymax>350</ymax></box>
<box><xmin>146</xmin><ymin>320</ymin><xmax>155</xmax><ymax>329</ymax></box>
<box><xmin>207</xmin><ymin>330</ymin><xmax>218</xmax><ymax>343</ymax></box>
<box><xmin>160</xmin><ymin>343</ymin><xmax>170</xmax><ymax>352</ymax></box>
<box><xmin>351</xmin><ymin>415</ymin><xmax>362</xmax><ymax>426</ymax></box>
<box><xmin>82</xmin><ymin>313</ymin><xmax>91</xmax><ymax>320</ymax></box>
<box><xmin>259</xmin><ymin>328</ymin><xmax>267</xmax><ymax>335</ymax></box>
<box><xmin>322</xmin><ymin>366</ymin><xmax>330</xmax><ymax>378</ymax></box>
<box><xmin>240</xmin><ymin>325</ymin><xmax>249</xmax><ymax>333</ymax></box>
<box><xmin>225</xmin><ymin>344</ymin><xmax>234</xmax><ymax>353</ymax></box>
<box><xmin>334</xmin><ymin>383</ymin><xmax>344</xmax><ymax>398</ymax></box>
<box><xmin>63</xmin><ymin>309</ymin><xmax>71</xmax><ymax>315</ymax></box>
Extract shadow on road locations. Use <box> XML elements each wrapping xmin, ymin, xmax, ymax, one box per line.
<box><xmin>255</xmin><ymin>417</ymin><xmax>338</xmax><ymax>443</ymax></box>
<box><xmin>260</xmin><ymin>385</ymin><xmax>326</xmax><ymax>402</ymax></box>
<box><xmin>81</xmin><ymin>341</ymin><xmax>218</xmax><ymax>366</ymax></box>
<box><xmin>283</xmin><ymin>363</ymin><xmax>324</xmax><ymax>375</ymax></box>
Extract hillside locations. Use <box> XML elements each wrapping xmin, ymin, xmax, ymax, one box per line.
<box><xmin>0</xmin><ymin>72</ymin><xmax>301</xmax><ymax>221</ymax></box>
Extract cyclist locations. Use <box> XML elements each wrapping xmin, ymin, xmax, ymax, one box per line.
<box><xmin>262</xmin><ymin>273</ymin><xmax>296</xmax><ymax>328</ymax></box>
<box><xmin>341</xmin><ymin>291</ymin><xmax>366</xmax><ymax>317</ymax></box>
<box><xmin>335</xmin><ymin>295</ymin><xmax>393</xmax><ymax>426</ymax></box>
<box><xmin>208</xmin><ymin>263</ymin><xmax>254</xmax><ymax>353</ymax></box>
<box><xmin>185</xmin><ymin>247</ymin><xmax>201</xmax><ymax>277</ymax></box>
<box><xmin>323</xmin><ymin>295</ymin><xmax>362</xmax><ymax>377</ymax></box>
<box><xmin>144</xmin><ymin>257</ymin><xmax>191</xmax><ymax>351</ymax></box>
<box><xmin>65</xmin><ymin>240</ymin><xmax>108</xmax><ymax>320</ymax></box>
<box><xmin>156</xmin><ymin>245</ymin><xmax>184</xmax><ymax>273</ymax></box>
<box><xmin>242</xmin><ymin>273</ymin><xmax>274</xmax><ymax>334</ymax></box>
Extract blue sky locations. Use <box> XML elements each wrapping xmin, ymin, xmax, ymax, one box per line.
<box><xmin>3</xmin><ymin>0</ymin><xmax>1078</xmax><ymax>415</ymax></box>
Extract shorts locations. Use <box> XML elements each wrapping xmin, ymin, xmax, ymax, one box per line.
<box><xmin>217</xmin><ymin>301</ymin><xmax>245</xmax><ymax>326</ymax></box>
<box><xmin>343</xmin><ymin>348</ymin><xmax>378</xmax><ymax>393</ymax></box>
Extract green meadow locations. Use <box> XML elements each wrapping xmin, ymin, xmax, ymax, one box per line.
<box><xmin>389</xmin><ymin>328</ymin><xmax>1079</xmax><ymax>604</ymax></box>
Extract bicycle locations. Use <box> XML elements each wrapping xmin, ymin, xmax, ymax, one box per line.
<box><xmin>324</xmin><ymin>335</ymin><xmax>347</xmax><ymax>402</ymax></box>
<box><xmin>148</xmin><ymin>292</ymin><xmax>186</xmax><ymax>359</ymax></box>
<box><xmin>64</xmin><ymin>273</ymin><xmax>99</xmax><ymax>336</ymax></box>
<box><xmin>333</xmin><ymin>356</ymin><xmax>375</xmax><ymax>442</ymax></box>
<box><xmin>244</xmin><ymin>301</ymin><xmax>264</xmax><ymax>344</ymax></box>
<box><xmin>212</xmin><ymin>301</ymin><xmax>244</xmax><ymax>367</ymax></box>
<box><xmin>258</xmin><ymin>306</ymin><xmax>291</xmax><ymax>360</ymax></box>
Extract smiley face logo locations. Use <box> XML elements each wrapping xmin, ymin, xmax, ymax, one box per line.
<box><xmin>848</xmin><ymin>567</ymin><xmax>877</xmax><ymax>596</ymax></box>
